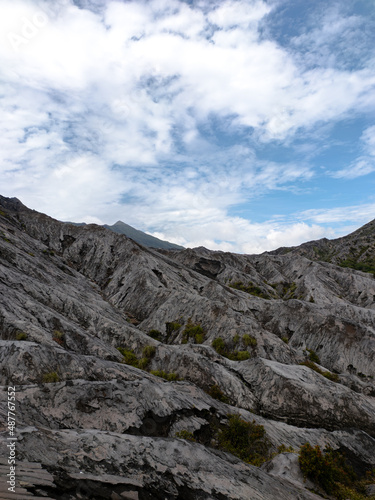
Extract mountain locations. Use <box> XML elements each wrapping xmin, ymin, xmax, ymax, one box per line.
<box><xmin>104</xmin><ymin>220</ymin><xmax>184</xmax><ymax>250</ymax></box>
<box><xmin>1</xmin><ymin>194</ymin><xmax>375</xmax><ymax>500</ymax></box>
<box><xmin>268</xmin><ymin>219</ymin><xmax>375</xmax><ymax>275</ymax></box>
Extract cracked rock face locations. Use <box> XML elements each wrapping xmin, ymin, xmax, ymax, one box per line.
<box><xmin>1</xmin><ymin>195</ymin><xmax>375</xmax><ymax>499</ymax></box>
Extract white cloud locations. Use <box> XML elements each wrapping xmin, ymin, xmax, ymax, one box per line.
<box><xmin>0</xmin><ymin>0</ymin><xmax>374</xmax><ymax>253</ymax></box>
<box><xmin>299</xmin><ymin>203</ymin><xmax>375</xmax><ymax>224</ymax></box>
<box><xmin>330</xmin><ymin>125</ymin><xmax>375</xmax><ymax>179</ymax></box>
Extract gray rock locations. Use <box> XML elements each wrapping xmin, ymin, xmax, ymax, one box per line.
<box><xmin>1</xmin><ymin>194</ymin><xmax>375</xmax><ymax>499</ymax></box>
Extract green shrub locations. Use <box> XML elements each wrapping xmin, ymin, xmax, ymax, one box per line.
<box><xmin>322</xmin><ymin>371</ymin><xmax>340</xmax><ymax>383</ymax></box>
<box><xmin>166</xmin><ymin>321</ymin><xmax>182</xmax><ymax>333</ymax></box>
<box><xmin>218</xmin><ymin>414</ymin><xmax>271</xmax><ymax>466</ymax></box>
<box><xmin>229</xmin><ymin>281</ymin><xmax>270</xmax><ymax>299</ymax></box>
<box><xmin>148</xmin><ymin>329</ymin><xmax>162</xmax><ymax>341</ymax></box>
<box><xmin>142</xmin><ymin>345</ymin><xmax>156</xmax><ymax>359</ymax></box>
<box><xmin>42</xmin><ymin>372</ymin><xmax>60</xmax><ymax>383</ymax></box>
<box><xmin>212</xmin><ymin>337</ymin><xmax>226</xmax><ymax>355</ymax></box>
<box><xmin>298</xmin><ymin>443</ymin><xmax>357</xmax><ymax>497</ymax></box>
<box><xmin>207</xmin><ymin>384</ymin><xmax>230</xmax><ymax>404</ymax></box>
<box><xmin>243</xmin><ymin>334</ymin><xmax>257</xmax><ymax>347</ymax></box>
<box><xmin>150</xmin><ymin>370</ymin><xmax>180</xmax><ymax>381</ymax></box>
<box><xmin>307</xmin><ymin>348</ymin><xmax>320</xmax><ymax>364</ymax></box>
<box><xmin>300</xmin><ymin>360</ymin><xmax>339</xmax><ymax>384</ymax></box>
<box><xmin>16</xmin><ymin>332</ymin><xmax>28</xmax><ymax>341</ymax></box>
<box><xmin>281</xmin><ymin>336</ymin><xmax>289</xmax><ymax>344</ymax></box>
<box><xmin>233</xmin><ymin>334</ymin><xmax>240</xmax><ymax>345</ymax></box>
<box><xmin>236</xmin><ymin>351</ymin><xmax>251</xmax><ymax>361</ymax></box>
<box><xmin>138</xmin><ymin>358</ymin><xmax>150</xmax><ymax>370</ymax></box>
<box><xmin>182</xmin><ymin>322</ymin><xmax>206</xmax><ymax>344</ymax></box>
<box><xmin>117</xmin><ymin>347</ymin><xmax>139</xmax><ymax>367</ymax></box>
<box><xmin>213</xmin><ymin>338</ymin><xmax>251</xmax><ymax>361</ymax></box>
<box><xmin>175</xmin><ymin>430</ymin><xmax>196</xmax><ymax>442</ymax></box>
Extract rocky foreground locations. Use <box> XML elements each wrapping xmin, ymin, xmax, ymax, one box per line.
<box><xmin>0</xmin><ymin>195</ymin><xmax>374</xmax><ymax>499</ymax></box>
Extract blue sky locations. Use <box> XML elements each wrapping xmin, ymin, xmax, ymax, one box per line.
<box><xmin>1</xmin><ymin>0</ymin><xmax>375</xmax><ymax>252</ymax></box>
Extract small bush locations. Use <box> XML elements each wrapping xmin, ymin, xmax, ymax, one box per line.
<box><xmin>218</xmin><ymin>414</ymin><xmax>271</xmax><ymax>466</ymax></box>
<box><xmin>117</xmin><ymin>347</ymin><xmax>139</xmax><ymax>367</ymax></box>
<box><xmin>182</xmin><ymin>322</ymin><xmax>206</xmax><ymax>344</ymax></box>
<box><xmin>175</xmin><ymin>430</ymin><xmax>196</xmax><ymax>442</ymax></box>
<box><xmin>300</xmin><ymin>360</ymin><xmax>339</xmax><ymax>383</ymax></box>
<box><xmin>207</xmin><ymin>384</ymin><xmax>230</xmax><ymax>404</ymax></box>
<box><xmin>213</xmin><ymin>338</ymin><xmax>251</xmax><ymax>361</ymax></box>
<box><xmin>212</xmin><ymin>337</ymin><xmax>226</xmax><ymax>355</ymax></box>
<box><xmin>322</xmin><ymin>371</ymin><xmax>339</xmax><ymax>383</ymax></box>
<box><xmin>281</xmin><ymin>336</ymin><xmax>289</xmax><ymax>344</ymax></box>
<box><xmin>299</xmin><ymin>443</ymin><xmax>357</xmax><ymax>497</ymax></box>
<box><xmin>148</xmin><ymin>329</ymin><xmax>162</xmax><ymax>341</ymax></box>
<box><xmin>229</xmin><ymin>281</ymin><xmax>270</xmax><ymax>299</ymax></box>
<box><xmin>233</xmin><ymin>334</ymin><xmax>240</xmax><ymax>345</ymax></box>
<box><xmin>42</xmin><ymin>372</ymin><xmax>60</xmax><ymax>383</ymax></box>
<box><xmin>16</xmin><ymin>332</ymin><xmax>28</xmax><ymax>341</ymax></box>
<box><xmin>307</xmin><ymin>348</ymin><xmax>320</xmax><ymax>364</ymax></box>
<box><xmin>236</xmin><ymin>351</ymin><xmax>251</xmax><ymax>361</ymax></box>
<box><xmin>166</xmin><ymin>321</ymin><xmax>182</xmax><ymax>333</ymax></box>
<box><xmin>243</xmin><ymin>334</ymin><xmax>257</xmax><ymax>347</ymax></box>
<box><xmin>142</xmin><ymin>345</ymin><xmax>156</xmax><ymax>359</ymax></box>
<box><xmin>138</xmin><ymin>358</ymin><xmax>150</xmax><ymax>370</ymax></box>
<box><xmin>150</xmin><ymin>370</ymin><xmax>180</xmax><ymax>381</ymax></box>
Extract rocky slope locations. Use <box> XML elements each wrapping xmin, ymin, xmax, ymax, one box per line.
<box><xmin>0</xmin><ymin>195</ymin><xmax>375</xmax><ymax>499</ymax></box>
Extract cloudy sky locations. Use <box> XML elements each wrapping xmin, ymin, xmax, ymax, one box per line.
<box><xmin>1</xmin><ymin>0</ymin><xmax>375</xmax><ymax>253</ymax></box>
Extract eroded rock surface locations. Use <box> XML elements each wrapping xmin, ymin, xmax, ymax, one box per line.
<box><xmin>1</xmin><ymin>195</ymin><xmax>375</xmax><ymax>499</ymax></box>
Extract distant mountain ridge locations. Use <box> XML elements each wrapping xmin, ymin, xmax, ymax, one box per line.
<box><xmin>268</xmin><ymin>219</ymin><xmax>375</xmax><ymax>275</ymax></box>
<box><xmin>104</xmin><ymin>220</ymin><xmax>184</xmax><ymax>250</ymax></box>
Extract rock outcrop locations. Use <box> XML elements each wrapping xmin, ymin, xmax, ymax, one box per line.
<box><xmin>1</xmin><ymin>195</ymin><xmax>375</xmax><ymax>499</ymax></box>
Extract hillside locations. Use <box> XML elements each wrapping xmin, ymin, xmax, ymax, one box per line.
<box><xmin>268</xmin><ymin>219</ymin><xmax>375</xmax><ymax>275</ymax></box>
<box><xmin>0</xmin><ymin>195</ymin><xmax>375</xmax><ymax>500</ymax></box>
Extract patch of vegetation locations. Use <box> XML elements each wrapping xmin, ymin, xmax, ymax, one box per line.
<box><xmin>175</xmin><ymin>430</ymin><xmax>196</xmax><ymax>442</ymax></box>
<box><xmin>212</xmin><ymin>337</ymin><xmax>226</xmax><ymax>355</ymax></box>
<box><xmin>117</xmin><ymin>344</ymin><xmax>156</xmax><ymax>370</ymax></box>
<box><xmin>276</xmin><ymin>444</ymin><xmax>295</xmax><ymax>454</ymax></box>
<box><xmin>182</xmin><ymin>321</ymin><xmax>206</xmax><ymax>344</ymax></box>
<box><xmin>269</xmin><ymin>281</ymin><xmax>298</xmax><ymax>300</ymax></box>
<box><xmin>15</xmin><ymin>332</ymin><xmax>28</xmax><ymax>341</ymax></box>
<box><xmin>300</xmin><ymin>360</ymin><xmax>340</xmax><ymax>383</ymax></box>
<box><xmin>148</xmin><ymin>329</ymin><xmax>162</xmax><ymax>341</ymax></box>
<box><xmin>243</xmin><ymin>334</ymin><xmax>257</xmax><ymax>347</ymax></box>
<box><xmin>150</xmin><ymin>370</ymin><xmax>180</xmax><ymax>381</ymax></box>
<box><xmin>281</xmin><ymin>336</ymin><xmax>289</xmax><ymax>344</ymax></box>
<box><xmin>165</xmin><ymin>321</ymin><xmax>182</xmax><ymax>342</ymax></box>
<box><xmin>42</xmin><ymin>372</ymin><xmax>60</xmax><ymax>383</ymax></box>
<box><xmin>212</xmin><ymin>337</ymin><xmax>252</xmax><ymax>361</ymax></box>
<box><xmin>42</xmin><ymin>249</ymin><xmax>55</xmax><ymax>256</ymax></box>
<box><xmin>281</xmin><ymin>281</ymin><xmax>297</xmax><ymax>300</ymax></box>
<box><xmin>307</xmin><ymin>348</ymin><xmax>320</xmax><ymax>364</ymax></box>
<box><xmin>218</xmin><ymin>414</ymin><xmax>272</xmax><ymax>466</ymax></box>
<box><xmin>206</xmin><ymin>384</ymin><xmax>230</xmax><ymax>404</ymax></box>
<box><xmin>52</xmin><ymin>330</ymin><xmax>65</xmax><ymax>347</ymax></box>
<box><xmin>117</xmin><ymin>347</ymin><xmax>139</xmax><ymax>367</ymax></box>
<box><xmin>229</xmin><ymin>281</ymin><xmax>271</xmax><ymax>299</ymax></box>
<box><xmin>339</xmin><ymin>257</ymin><xmax>375</xmax><ymax>276</ymax></box>
<box><xmin>298</xmin><ymin>443</ymin><xmax>375</xmax><ymax>500</ymax></box>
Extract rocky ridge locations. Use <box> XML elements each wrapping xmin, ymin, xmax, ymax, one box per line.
<box><xmin>0</xmin><ymin>195</ymin><xmax>375</xmax><ymax>499</ymax></box>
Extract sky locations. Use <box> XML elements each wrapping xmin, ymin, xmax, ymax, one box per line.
<box><xmin>1</xmin><ymin>0</ymin><xmax>375</xmax><ymax>253</ymax></box>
